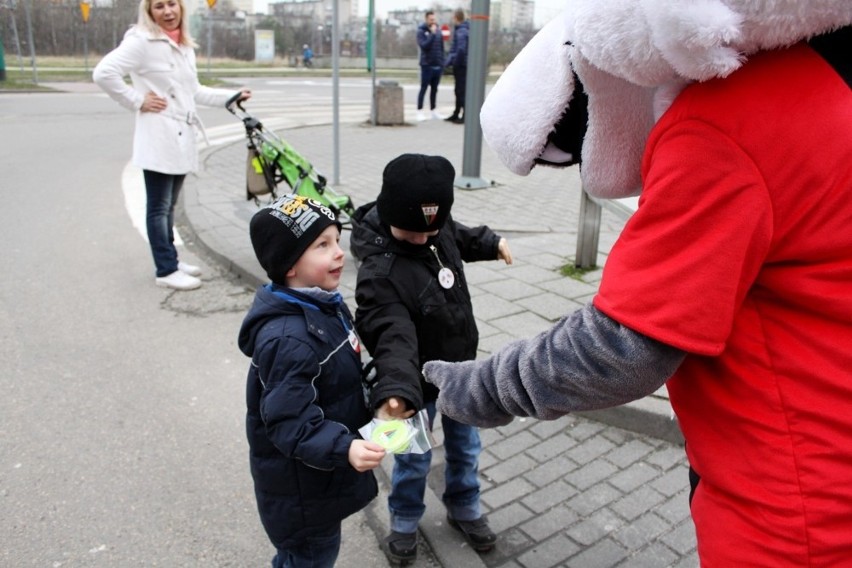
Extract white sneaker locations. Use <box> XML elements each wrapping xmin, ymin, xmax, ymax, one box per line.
<box><xmin>156</xmin><ymin>270</ymin><xmax>202</xmax><ymax>291</ymax></box>
<box><xmin>431</xmin><ymin>110</ymin><xmax>443</xmax><ymax>120</ymax></box>
<box><xmin>416</xmin><ymin>110</ymin><xmax>427</xmax><ymax>122</ymax></box>
<box><xmin>178</xmin><ymin>261</ymin><xmax>202</xmax><ymax>277</ymax></box>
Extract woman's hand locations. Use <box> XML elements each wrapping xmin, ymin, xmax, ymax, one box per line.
<box><xmin>237</xmin><ymin>88</ymin><xmax>252</xmax><ymax>102</ymax></box>
<box><xmin>140</xmin><ymin>91</ymin><xmax>168</xmax><ymax>113</ymax></box>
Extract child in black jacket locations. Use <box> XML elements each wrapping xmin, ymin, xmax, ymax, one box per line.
<box><xmin>239</xmin><ymin>194</ymin><xmax>384</xmax><ymax>568</ymax></box>
<box><xmin>351</xmin><ymin>154</ymin><xmax>513</xmax><ymax>564</ymax></box>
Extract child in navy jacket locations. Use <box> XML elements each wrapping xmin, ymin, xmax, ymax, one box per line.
<box><xmin>239</xmin><ymin>194</ymin><xmax>384</xmax><ymax>568</ymax></box>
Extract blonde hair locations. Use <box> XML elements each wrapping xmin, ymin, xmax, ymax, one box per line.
<box><xmin>137</xmin><ymin>0</ymin><xmax>197</xmax><ymax>47</ymax></box>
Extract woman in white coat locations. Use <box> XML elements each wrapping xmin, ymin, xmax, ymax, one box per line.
<box><xmin>94</xmin><ymin>0</ymin><xmax>250</xmax><ymax>290</ymax></box>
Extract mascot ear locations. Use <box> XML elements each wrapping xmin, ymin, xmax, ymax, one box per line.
<box><xmin>535</xmin><ymin>73</ymin><xmax>589</xmax><ymax>168</ymax></box>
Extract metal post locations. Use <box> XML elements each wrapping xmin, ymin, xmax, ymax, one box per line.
<box><xmin>8</xmin><ymin>0</ymin><xmax>25</xmax><ymax>72</ymax></box>
<box><xmin>83</xmin><ymin>21</ymin><xmax>89</xmax><ymax>72</ymax></box>
<box><xmin>368</xmin><ymin>0</ymin><xmax>376</xmax><ymax>125</ymax></box>
<box><xmin>331</xmin><ymin>0</ymin><xmax>339</xmax><ymax>185</ymax></box>
<box><xmin>455</xmin><ymin>0</ymin><xmax>489</xmax><ymax>190</ymax></box>
<box><xmin>206</xmin><ymin>10</ymin><xmax>212</xmax><ymax>74</ymax></box>
<box><xmin>575</xmin><ymin>189</ymin><xmax>602</xmax><ymax>269</ymax></box>
<box><xmin>22</xmin><ymin>0</ymin><xmax>36</xmax><ymax>83</ymax></box>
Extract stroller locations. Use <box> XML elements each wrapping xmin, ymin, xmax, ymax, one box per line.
<box><xmin>225</xmin><ymin>93</ymin><xmax>356</xmax><ymax>224</ymax></box>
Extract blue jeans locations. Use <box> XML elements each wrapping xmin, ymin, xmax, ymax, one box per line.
<box><xmin>388</xmin><ymin>401</ymin><xmax>482</xmax><ymax>534</ymax></box>
<box><xmin>417</xmin><ymin>65</ymin><xmax>443</xmax><ymax>110</ymax></box>
<box><xmin>271</xmin><ymin>523</ymin><xmax>341</xmax><ymax>568</ymax></box>
<box><xmin>143</xmin><ymin>170</ymin><xmax>185</xmax><ymax>277</ymax></box>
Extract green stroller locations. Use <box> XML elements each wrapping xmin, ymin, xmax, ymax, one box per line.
<box><xmin>225</xmin><ymin>93</ymin><xmax>356</xmax><ymax>223</ymax></box>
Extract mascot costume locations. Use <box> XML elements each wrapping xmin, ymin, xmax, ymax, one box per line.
<box><xmin>422</xmin><ymin>1</ymin><xmax>852</xmax><ymax>564</ymax></box>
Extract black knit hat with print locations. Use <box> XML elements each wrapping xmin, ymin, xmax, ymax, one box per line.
<box><xmin>250</xmin><ymin>194</ymin><xmax>341</xmax><ymax>285</ymax></box>
<box><xmin>377</xmin><ymin>153</ymin><xmax>455</xmax><ymax>232</ymax></box>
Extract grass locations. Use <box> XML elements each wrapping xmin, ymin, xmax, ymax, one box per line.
<box><xmin>560</xmin><ymin>262</ymin><xmax>597</xmax><ymax>281</ymax></box>
<box><xmin>0</xmin><ymin>54</ymin><xmax>501</xmax><ymax>90</ymax></box>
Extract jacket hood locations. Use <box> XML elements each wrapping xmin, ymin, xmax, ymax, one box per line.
<box><xmin>238</xmin><ymin>285</ymin><xmax>344</xmax><ymax>357</ymax></box>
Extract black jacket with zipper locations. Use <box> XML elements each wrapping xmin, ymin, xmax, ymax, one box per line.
<box><xmin>350</xmin><ymin>202</ymin><xmax>501</xmax><ymax>410</ymax></box>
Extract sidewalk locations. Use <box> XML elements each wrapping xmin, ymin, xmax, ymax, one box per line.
<box><xmin>181</xmin><ymin>117</ymin><xmax>698</xmax><ymax>567</ymax></box>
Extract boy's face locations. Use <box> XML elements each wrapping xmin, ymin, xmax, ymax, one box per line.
<box><xmin>286</xmin><ymin>225</ymin><xmax>344</xmax><ymax>290</ymax></box>
<box><xmin>390</xmin><ymin>226</ymin><xmax>439</xmax><ymax>246</ymax></box>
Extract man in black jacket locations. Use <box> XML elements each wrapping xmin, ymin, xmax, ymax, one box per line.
<box><xmin>351</xmin><ymin>154</ymin><xmax>512</xmax><ymax>565</ymax></box>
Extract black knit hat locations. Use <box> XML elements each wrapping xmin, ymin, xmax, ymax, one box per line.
<box><xmin>377</xmin><ymin>154</ymin><xmax>455</xmax><ymax>232</ymax></box>
<box><xmin>249</xmin><ymin>194</ymin><xmax>341</xmax><ymax>285</ymax></box>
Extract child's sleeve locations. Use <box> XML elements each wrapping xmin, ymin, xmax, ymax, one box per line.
<box><xmin>451</xmin><ymin>219</ymin><xmax>501</xmax><ymax>263</ymax></box>
<box><xmin>256</xmin><ymin>336</ymin><xmax>356</xmax><ymax>469</ymax></box>
<box><xmin>354</xmin><ymin>275</ymin><xmax>425</xmax><ymax>411</ymax></box>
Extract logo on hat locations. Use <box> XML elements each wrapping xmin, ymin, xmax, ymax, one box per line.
<box><xmin>421</xmin><ymin>203</ymin><xmax>439</xmax><ymax>226</ymax></box>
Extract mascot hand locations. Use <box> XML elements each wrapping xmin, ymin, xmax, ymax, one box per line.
<box><xmin>423</xmin><ymin>360</ymin><xmax>514</xmax><ymax>428</ymax></box>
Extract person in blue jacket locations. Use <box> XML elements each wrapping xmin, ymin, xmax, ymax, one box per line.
<box><xmin>416</xmin><ymin>10</ymin><xmax>445</xmax><ymax>121</ymax></box>
<box><xmin>444</xmin><ymin>9</ymin><xmax>469</xmax><ymax>124</ymax></box>
<box><xmin>239</xmin><ymin>194</ymin><xmax>384</xmax><ymax>568</ymax></box>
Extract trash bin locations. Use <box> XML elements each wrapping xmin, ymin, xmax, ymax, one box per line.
<box><xmin>374</xmin><ymin>80</ymin><xmax>404</xmax><ymax>125</ymax></box>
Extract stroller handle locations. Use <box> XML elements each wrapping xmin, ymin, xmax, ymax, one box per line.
<box><xmin>225</xmin><ymin>91</ymin><xmax>248</xmax><ymax>114</ymax></box>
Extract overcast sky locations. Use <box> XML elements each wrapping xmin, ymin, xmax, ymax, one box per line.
<box><xmin>255</xmin><ymin>0</ymin><xmax>564</xmax><ymax>29</ymax></box>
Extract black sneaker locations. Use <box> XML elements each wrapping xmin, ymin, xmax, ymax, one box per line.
<box><xmin>447</xmin><ymin>515</ymin><xmax>497</xmax><ymax>552</ymax></box>
<box><xmin>382</xmin><ymin>531</ymin><xmax>417</xmax><ymax>566</ymax></box>
<box><xmin>450</xmin><ymin>116</ymin><xmax>465</xmax><ymax>124</ymax></box>
<box><xmin>444</xmin><ymin>114</ymin><xmax>459</xmax><ymax>122</ymax></box>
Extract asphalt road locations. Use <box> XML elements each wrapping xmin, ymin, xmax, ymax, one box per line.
<box><xmin>0</xmin><ymin>89</ymin><xmax>285</xmax><ymax>566</ymax></box>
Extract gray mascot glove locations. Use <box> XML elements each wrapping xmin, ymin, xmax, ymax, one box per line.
<box><xmin>422</xmin><ymin>359</ymin><xmax>515</xmax><ymax>428</ymax></box>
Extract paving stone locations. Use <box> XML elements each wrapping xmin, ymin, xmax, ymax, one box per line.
<box><xmin>611</xmin><ymin>512</ymin><xmax>672</xmax><ymax>550</ymax></box>
<box><xmin>608</xmin><ymin>462</ymin><xmax>661</xmax><ymax>494</ymax></box>
<box><xmin>567</xmin><ymin>435</ymin><xmax>617</xmax><ymax>466</ymax></box>
<box><xmin>516</xmin><ymin>293</ymin><xmax>584</xmax><ymax>322</ymax></box>
<box><xmin>646</xmin><ymin>446</ymin><xmax>688</xmax><ymax>471</ymax></box>
<box><xmin>523</xmin><ymin>455</ymin><xmax>579</xmax><ymax>489</ymax></box>
<box><xmin>472</xmin><ymin>294</ymin><xmax>525</xmax><ymax>321</ymax></box>
<box><xmin>566</xmin><ymin>482</ymin><xmax>624</xmax><ymax>516</ymax></box>
<box><xmin>655</xmin><ymin>489</ymin><xmax>693</xmax><ymax>525</ymax></box>
<box><xmin>483</xmin><ymin>453</ymin><xmax>538</xmax><ymax>484</ymax></box>
<box><xmin>659</xmin><ymin>520</ymin><xmax>699</xmax><ymax>556</ymax></box>
<box><xmin>609</xmin><ymin>486</ymin><xmax>667</xmax><ymax>521</ymax></box>
<box><xmin>478</xmin><ymin>332</ymin><xmax>519</xmax><ymax>355</ymax></box>
<box><xmin>521</xmin><ymin>481</ymin><xmax>579</xmax><ymax>515</ymax></box>
<box><xmin>499</xmin><ymin>264</ymin><xmax>564</xmax><ymax>285</ymax></box>
<box><xmin>518</xmin><ymin>533</ymin><xmax>581</xmax><ymax>568</ymax></box>
<box><xmin>622</xmin><ymin>542</ymin><xmax>679</xmax><ymax>568</ymax></box>
<box><xmin>567</xmin><ymin>459</ymin><xmax>619</xmax><ymax>492</ymax></box>
<box><xmin>490</xmin><ymin>310</ymin><xmax>553</xmax><ymax>338</ymax></box>
<box><xmin>565</xmin><ymin>507</ymin><xmax>624</xmax><ymax>546</ymax></box>
<box><xmin>520</xmin><ymin>502</ymin><xmax>581</xmax><ymax>541</ymax></box>
<box><xmin>525</xmin><ymin>433</ymin><xmax>578</xmax><ymax>463</ymax></box>
<box><xmin>604</xmin><ymin>439</ymin><xmax>657</xmax><ymax>468</ymax></box>
<box><xmin>485</xmin><ymin>527</ymin><xmax>535</xmax><ymax>568</ymax></box>
<box><xmin>565</xmin><ymin>537</ymin><xmax>629</xmax><ymax>568</ymax></box>
<box><xmin>481</xmin><ymin>477</ymin><xmax>538</xmax><ymax>510</ymax></box>
<box><xmin>565</xmin><ymin>420</ymin><xmax>608</xmax><ymax>442</ymax></box>
<box><xmin>480</xmin><ymin>278</ymin><xmax>541</xmax><ymax>302</ymax></box>
<box><xmin>489</xmin><ymin>431</ymin><xmax>541</xmax><ymax>461</ymax></box>
<box><xmin>529</xmin><ymin>419</ymin><xmax>570</xmax><ymax>440</ymax></box>
<box><xmin>650</xmin><ymin>466</ymin><xmax>691</xmax><ymax>497</ymax></box>
<box><xmin>488</xmin><ymin>502</ymin><xmax>537</xmax><ymax>535</ymax></box>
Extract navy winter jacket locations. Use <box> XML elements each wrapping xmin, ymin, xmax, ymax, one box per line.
<box><xmin>446</xmin><ymin>20</ymin><xmax>469</xmax><ymax>68</ymax></box>
<box><xmin>238</xmin><ymin>285</ymin><xmax>377</xmax><ymax>550</ymax></box>
<box><xmin>417</xmin><ymin>22</ymin><xmax>445</xmax><ymax>67</ymax></box>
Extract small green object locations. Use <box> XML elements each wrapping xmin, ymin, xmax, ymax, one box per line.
<box><xmin>371</xmin><ymin>420</ymin><xmax>410</xmax><ymax>453</ymax></box>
